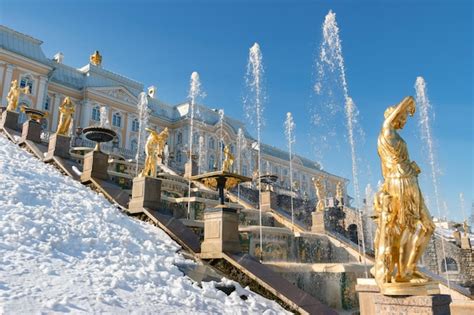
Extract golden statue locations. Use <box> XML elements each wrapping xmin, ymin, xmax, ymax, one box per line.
<box><xmin>312</xmin><ymin>176</ymin><xmax>326</xmax><ymax>212</ymax></box>
<box><xmin>90</xmin><ymin>50</ymin><xmax>102</xmax><ymax>66</ymax></box>
<box><xmin>56</xmin><ymin>97</ymin><xmax>75</xmax><ymax>136</ymax></box>
<box><xmin>222</xmin><ymin>145</ymin><xmax>234</xmax><ymax>172</ymax></box>
<box><xmin>139</xmin><ymin>127</ymin><xmax>169</xmax><ymax>177</ymax></box>
<box><xmin>6</xmin><ymin>80</ymin><xmax>30</xmax><ymax>112</ymax></box>
<box><xmin>336</xmin><ymin>181</ymin><xmax>343</xmax><ymax>205</ymax></box>
<box><xmin>373</xmin><ymin>96</ymin><xmax>436</xmax><ymax>295</ymax></box>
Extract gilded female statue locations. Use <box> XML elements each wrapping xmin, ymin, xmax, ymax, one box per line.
<box><xmin>6</xmin><ymin>80</ymin><xmax>30</xmax><ymax>112</ymax></box>
<box><xmin>139</xmin><ymin>127</ymin><xmax>169</xmax><ymax>177</ymax></box>
<box><xmin>373</xmin><ymin>96</ymin><xmax>435</xmax><ymax>293</ymax></box>
<box><xmin>222</xmin><ymin>145</ymin><xmax>234</xmax><ymax>172</ymax></box>
<box><xmin>56</xmin><ymin>97</ymin><xmax>75</xmax><ymax>136</ymax></box>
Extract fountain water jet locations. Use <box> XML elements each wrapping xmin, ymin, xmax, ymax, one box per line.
<box><xmin>236</xmin><ymin>128</ymin><xmax>247</xmax><ymax>202</ymax></box>
<box><xmin>244</xmin><ymin>42</ymin><xmax>265</xmax><ymax>260</ymax></box>
<box><xmin>415</xmin><ymin>76</ymin><xmax>450</xmax><ymax>288</ymax></box>
<box><xmin>135</xmin><ymin>92</ymin><xmax>149</xmax><ymax>176</ymax></box>
<box><xmin>313</xmin><ymin>10</ymin><xmax>368</xmax><ymax>276</ymax></box>
<box><xmin>187</xmin><ymin>71</ymin><xmax>203</xmax><ymax>219</ymax></box>
<box><xmin>285</xmin><ymin>112</ymin><xmax>296</xmax><ymax>230</ymax></box>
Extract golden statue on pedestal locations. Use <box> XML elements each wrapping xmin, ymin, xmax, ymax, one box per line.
<box><xmin>90</xmin><ymin>51</ymin><xmax>102</xmax><ymax>66</ymax></box>
<box><xmin>56</xmin><ymin>97</ymin><xmax>75</xmax><ymax>136</ymax></box>
<box><xmin>312</xmin><ymin>176</ymin><xmax>326</xmax><ymax>212</ymax></box>
<box><xmin>222</xmin><ymin>145</ymin><xmax>234</xmax><ymax>172</ymax></box>
<box><xmin>373</xmin><ymin>96</ymin><xmax>436</xmax><ymax>295</ymax></box>
<box><xmin>139</xmin><ymin>127</ymin><xmax>169</xmax><ymax>177</ymax></box>
<box><xmin>6</xmin><ymin>80</ymin><xmax>30</xmax><ymax>112</ymax></box>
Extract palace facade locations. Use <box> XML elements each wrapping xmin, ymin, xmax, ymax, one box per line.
<box><xmin>0</xmin><ymin>25</ymin><xmax>347</xmax><ymax>200</ymax></box>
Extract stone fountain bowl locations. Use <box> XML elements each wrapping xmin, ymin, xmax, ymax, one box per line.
<box><xmin>258</xmin><ymin>174</ymin><xmax>278</xmax><ymax>185</ymax></box>
<box><xmin>82</xmin><ymin>126</ymin><xmax>116</xmax><ymax>143</ymax></box>
<box><xmin>21</xmin><ymin>107</ymin><xmax>47</xmax><ymax>122</ymax></box>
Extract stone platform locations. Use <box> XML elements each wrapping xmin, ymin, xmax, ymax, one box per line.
<box><xmin>356</xmin><ymin>278</ymin><xmax>451</xmax><ymax>315</ymax></box>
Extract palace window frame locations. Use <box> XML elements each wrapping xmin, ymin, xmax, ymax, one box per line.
<box><xmin>92</xmin><ymin>106</ymin><xmax>101</xmax><ymax>121</ymax></box>
<box><xmin>112</xmin><ymin>112</ymin><xmax>122</xmax><ymax>128</ymax></box>
<box><xmin>132</xmin><ymin>118</ymin><xmax>139</xmax><ymax>132</ymax></box>
<box><xmin>19</xmin><ymin>74</ymin><xmax>34</xmax><ymax>95</ymax></box>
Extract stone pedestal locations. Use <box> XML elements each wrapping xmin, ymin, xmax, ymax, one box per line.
<box><xmin>356</xmin><ymin>278</ymin><xmax>451</xmax><ymax>315</ymax></box>
<box><xmin>19</xmin><ymin>120</ymin><xmax>42</xmax><ymax>143</ymax></box>
<box><xmin>260</xmin><ymin>190</ymin><xmax>276</xmax><ymax>212</ymax></box>
<box><xmin>128</xmin><ymin>176</ymin><xmax>162</xmax><ymax>214</ymax></box>
<box><xmin>45</xmin><ymin>133</ymin><xmax>71</xmax><ymax>160</ymax></box>
<box><xmin>0</xmin><ymin>110</ymin><xmax>19</xmax><ymax>131</ymax></box>
<box><xmin>311</xmin><ymin>211</ymin><xmax>326</xmax><ymax>233</ymax></box>
<box><xmin>184</xmin><ymin>160</ymin><xmax>198</xmax><ymax>178</ymax></box>
<box><xmin>200</xmin><ymin>207</ymin><xmax>241</xmax><ymax>259</ymax></box>
<box><xmin>461</xmin><ymin>235</ymin><xmax>471</xmax><ymax>249</ymax></box>
<box><xmin>80</xmin><ymin>150</ymin><xmax>109</xmax><ymax>183</ymax></box>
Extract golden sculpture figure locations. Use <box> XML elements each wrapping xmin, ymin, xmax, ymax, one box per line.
<box><xmin>312</xmin><ymin>176</ymin><xmax>326</xmax><ymax>212</ymax></box>
<box><xmin>139</xmin><ymin>127</ymin><xmax>169</xmax><ymax>177</ymax></box>
<box><xmin>6</xmin><ymin>80</ymin><xmax>30</xmax><ymax>112</ymax></box>
<box><xmin>336</xmin><ymin>181</ymin><xmax>343</xmax><ymax>206</ymax></box>
<box><xmin>90</xmin><ymin>50</ymin><xmax>102</xmax><ymax>66</ymax></box>
<box><xmin>56</xmin><ymin>97</ymin><xmax>75</xmax><ymax>136</ymax></box>
<box><xmin>222</xmin><ymin>145</ymin><xmax>234</xmax><ymax>172</ymax></box>
<box><xmin>373</xmin><ymin>96</ymin><xmax>436</xmax><ymax>295</ymax></box>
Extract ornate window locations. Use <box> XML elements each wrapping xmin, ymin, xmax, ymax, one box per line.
<box><xmin>441</xmin><ymin>257</ymin><xmax>458</xmax><ymax>272</ymax></box>
<box><xmin>92</xmin><ymin>106</ymin><xmax>101</xmax><ymax>121</ymax></box>
<box><xmin>41</xmin><ymin>118</ymin><xmax>48</xmax><ymax>131</ymax></box>
<box><xmin>177</xmin><ymin>151</ymin><xmax>182</xmax><ymax>163</ymax></box>
<box><xmin>112</xmin><ymin>112</ymin><xmax>122</xmax><ymax>128</ymax></box>
<box><xmin>242</xmin><ymin>165</ymin><xmax>248</xmax><ymax>176</ymax></box>
<box><xmin>43</xmin><ymin>96</ymin><xmax>51</xmax><ymax>111</ymax></box>
<box><xmin>209</xmin><ymin>137</ymin><xmax>215</xmax><ymax>149</ymax></box>
<box><xmin>177</xmin><ymin>132</ymin><xmax>183</xmax><ymax>145</ymax></box>
<box><xmin>132</xmin><ymin>118</ymin><xmax>139</xmax><ymax>132</ymax></box>
<box><xmin>208</xmin><ymin>155</ymin><xmax>215</xmax><ymax>171</ymax></box>
<box><xmin>19</xmin><ymin>74</ymin><xmax>34</xmax><ymax>94</ymax></box>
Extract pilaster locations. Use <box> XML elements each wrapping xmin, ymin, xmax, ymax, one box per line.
<box><xmin>1</xmin><ymin>64</ymin><xmax>14</xmax><ymax>106</ymax></box>
<box><xmin>35</xmin><ymin>75</ymin><xmax>48</xmax><ymax>109</ymax></box>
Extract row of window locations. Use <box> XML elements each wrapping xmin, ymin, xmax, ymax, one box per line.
<box><xmin>91</xmin><ymin>106</ymin><xmax>141</xmax><ymax>131</ymax></box>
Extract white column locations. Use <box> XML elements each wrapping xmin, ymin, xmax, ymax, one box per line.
<box><xmin>35</xmin><ymin>76</ymin><xmax>48</xmax><ymax>109</ymax></box>
<box><xmin>81</xmin><ymin>100</ymin><xmax>91</xmax><ymax>128</ymax></box>
<box><xmin>51</xmin><ymin>93</ymin><xmax>61</xmax><ymax>132</ymax></box>
<box><xmin>1</xmin><ymin>64</ymin><xmax>14</xmax><ymax>107</ymax></box>
<box><xmin>0</xmin><ymin>64</ymin><xmax>5</xmax><ymax>103</ymax></box>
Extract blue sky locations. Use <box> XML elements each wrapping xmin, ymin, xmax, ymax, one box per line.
<box><xmin>1</xmin><ymin>0</ymin><xmax>472</xmax><ymax>222</ymax></box>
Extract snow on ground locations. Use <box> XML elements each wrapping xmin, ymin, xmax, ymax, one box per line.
<box><xmin>0</xmin><ymin>135</ymin><xmax>288</xmax><ymax>314</ymax></box>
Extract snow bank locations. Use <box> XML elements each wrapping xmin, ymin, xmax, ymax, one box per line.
<box><xmin>0</xmin><ymin>135</ymin><xmax>288</xmax><ymax>314</ymax></box>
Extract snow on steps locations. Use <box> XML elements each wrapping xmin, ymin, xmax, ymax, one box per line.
<box><xmin>0</xmin><ymin>135</ymin><xmax>288</xmax><ymax>314</ymax></box>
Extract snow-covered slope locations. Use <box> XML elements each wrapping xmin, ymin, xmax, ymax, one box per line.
<box><xmin>0</xmin><ymin>135</ymin><xmax>287</xmax><ymax>314</ymax></box>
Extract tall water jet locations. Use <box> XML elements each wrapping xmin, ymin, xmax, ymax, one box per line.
<box><xmin>415</xmin><ymin>76</ymin><xmax>450</xmax><ymax>287</ymax></box>
<box><xmin>198</xmin><ymin>135</ymin><xmax>204</xmax><ymax>174</ymax></box>
<box><xmin>218</xmin><ymin>109</ymin><xmax>225</xmax><ymax>169</ymax></box>
<box><xmin>364</xmin><ymin>183</ymin><xmax>375</xmax><ymax>250</ymax></box>
<box><xmin>135</xmin><ymin>92</ymin><xmax>149</xmax><ymax>176</ymax></box>
<box><xmin>460</xmin><ymin>192</ymin><xmax>466</xmax><ymax>222</ymax></box>
<box><xmin>285</xmin><ymin>112</ymin><xmax>296</xmax><ymax>230</ymax></box>
<box><xmin>236</xmin><ymin>128</ymin><xmax>247</xmax><ymax>202</ymax></box>
<box><xmin>313</xmin><ymin>10</ymin><xmax>367</xmax><ymax>274</ymax></box>
<box><xmin>244</xmin><ymin>42</ymin><xmax>265</xmax><ymax>259</ymax></box>
<box><xmin>187</xmin><ymin>71</ymin><xmax>202</xmax><ymax>219</ymax></box>
<box><xmin>99</xmin><ymin>106</ymin><xmax>109</xmax><ymax>128</ymax></box>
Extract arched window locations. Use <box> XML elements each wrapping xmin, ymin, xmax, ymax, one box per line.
<box><xmin>112</xmin><ymin>112</ymin><xmax>122</xmax><ymax>128</ymax></box>
<box><xmin>130</xmin><ymin>139</ymin><xmax>138</xmax><ymax>152</ymax></box>
<box><xmin>177</xmin><ymin>132</ymin><xmax>183</xmax><ymax>145</ymax></box>
<box><xmin>209</xmin><ymin>137</ymin><xmax>215</xmax><ymax>149</ymax></box>
<box><xmin>92</xmin><ymin>106</ymin><xmax>101</xmax><ymax>121</ymax></box>
<box><xmin>441</xmin><ymin>257</ymin><xmax>458</xmax><ymax>272</ymax></box>
<box><xmin>113</xmin><ymin>134</ymin><xmax>121</xmax><ymax>148</ymax></box>
<box><xmin>132</xmin><ymin>118</ymin><xmax>139</xmax><ymax>132</ymax></box>
<box><xmin>19</xmin><ymin>74</ymin><xmax>34</xmax><ymax>94</ymax></box>
<box><xmin>208</xmin><ymin>155</ymin><xmax>215</xmax><ymax>171</ymax></box>
<box><xmin>177</xmin><ymin>151</ymin><xmax>182</xmax><ymax>163</ymax></box>
<box><xmin>242</xmin><ymin>165</ymin><xmax>248</xmax><ymax>176</ymax></box>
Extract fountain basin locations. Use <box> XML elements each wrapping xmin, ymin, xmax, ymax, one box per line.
<box><xmin>21</xmin><ymin>107</ymin><xmax>47</xmax><ymax>123</ymax></box>
<box><xmin>82</xmin><ymin>126</ymin><xmax>116</xmax><ymax>143</ymax></box>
